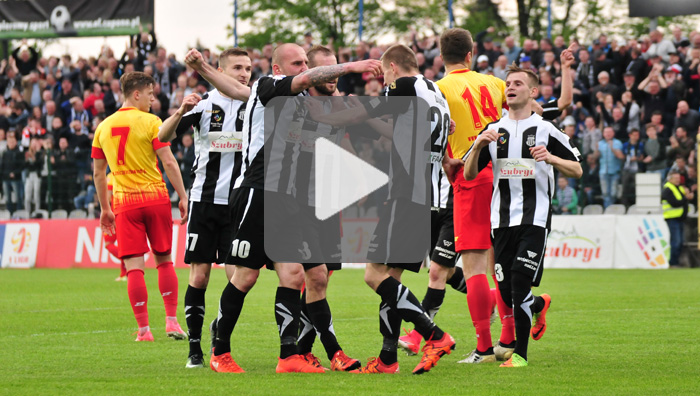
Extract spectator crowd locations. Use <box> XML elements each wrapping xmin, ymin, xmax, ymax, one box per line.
<box><xmin>0</xmin><ymin>24</ymin><xmax>698</xmax><ymax>218</ymax></box>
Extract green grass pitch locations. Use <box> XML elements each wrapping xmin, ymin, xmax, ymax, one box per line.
<box><xmin>1</xmin><ymin>268</ymin><xmax>699</xmax><ymax>395</ymax></box>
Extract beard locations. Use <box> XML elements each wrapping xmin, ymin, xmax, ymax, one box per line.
<box><xmin>315</xmin><ymin>83</ymin><xmax>336</xmax><ymax>96</ymax></box>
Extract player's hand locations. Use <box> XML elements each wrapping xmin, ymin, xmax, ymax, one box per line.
<box><xmin>347</xmin><ymin>59</ymin><xmax>382</xmax><ymax>77</ymax></box>
<box><xmin>185</xmin><ymin>49</ymin><xmax>204</xmax><ymax>70</ymax></box>
<box><xmin>179</xmin><ymin>93</ymin><xmax>201</xmax><ymax>115</ymax></box>
<box><xmin>178</xmin><ymin>197</ymin><xmax>188</xmax><ymax>225</ymax></box>
<box><xmin>100</xmin><ymin>209</ymin><xmax>116</xmax><ymax>236</ymax></box>
<box><xmin>476</xmin><ymin>129</ymin><xmax>498</xmax><ymax>149</ymax></box>
<box><xmin>560</xmin><ymin>44</ymin><xmax>576</xmax><ymax>68</ymax></box>
<box><xmin>443</xmin><ymin>156</ymin><xmax>464</xmax><ymax>183</ymax></box>
<box><xmin>531</xmin><ymin>99</ymin><xmax>544</xmax><ymax>116</ymax></box>
<box><xmin>530</xmin><ymin>145</ymin><xmax>553</xmax><ymax>163</ymax></box>
<box><xmin>449</xmin><ymin>119</ymin><xmax>456</xmax><ymax>135</ymax></box>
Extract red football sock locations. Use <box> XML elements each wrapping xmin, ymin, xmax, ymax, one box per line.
<box><xmin>119</xmin><ymin>261</ymin><xmax>127</xmax><ymax>277</ymax></box>
<box><xmin>466</xmin><ymin>274</ymin><xmax>493</xmax><ymax>352</ymax></box>
<box><xmin>105</xmin><ymin>243</ymin><xmax>119</xmax><ymax>258</ymax></box>
<box><xmin>492</xmin><ymin>274</ymin><xmax>515</xmax><ymax>345</ymax></box>
<box><xmin>127</xmin><ymin>269</ymin><xmax>149</xmax><ymax>328</ymax></box>
<box><xmin>157</xmin><ymin>262</ymin><xmax>179</xmax><ymax>317</ymax></box>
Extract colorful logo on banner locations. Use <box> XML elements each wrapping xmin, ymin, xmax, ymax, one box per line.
<box><xmin>11</xmin><ymin>227</ymin><xmax>31</xmax><ymax>253</ymax></box>
<box><xmin>1</xmin><ymin>223</ymin><xmax>40</xmax><ymax>268</ymax></box>
<box><xmin>546</xmin><ymin>225</ymin><xmax>602</xmax><ymax>263</ymax></box>
<box><xmin>636</xmin><ymin>218</ymin><xmax>670</xmax><ymax>267</ymax></box>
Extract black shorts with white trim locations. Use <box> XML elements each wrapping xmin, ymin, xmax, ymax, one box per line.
<box><xmin>491</xmin><ymin>224</ymin><xmax>548</xmax><ymax>288</ymax></box>
<box><xmin>184</xmin><ymin>201</ymin><xmax>234</xmax><ymax>264</ymax></box>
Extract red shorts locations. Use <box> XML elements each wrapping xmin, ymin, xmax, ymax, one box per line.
<box><xmin>115</xmin><ymin>203</ymin><xmax>173</xmax><ymax>258</ymax></box>
<box><xmin>452</xmin><ymin>163</ymin><xmax>493</xmax><ymax>252</ymax></box>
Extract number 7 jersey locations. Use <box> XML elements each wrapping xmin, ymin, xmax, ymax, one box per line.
<box><xmin>436</xmin><ymin>68</ymin><xmax>506</xmax><ymax>167</ymax></box>
<box><xmin>91</xmin><ymin>107</ymin><xmax>171</xmax><ymax>214</ymax></box>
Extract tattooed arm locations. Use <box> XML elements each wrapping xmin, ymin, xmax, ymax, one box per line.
<box><xmin>290</xmin><ymin>59</ymin><xmax>381</xmax><ymax>94</ymax></box>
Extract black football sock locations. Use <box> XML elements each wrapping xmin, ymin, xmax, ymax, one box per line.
<box><xmin>297</xmin><ymin>290</ymin><xmax>317</xmax><ymax>355</ymax></box>
<box><xmin>421</xmin><ymin>287</ymin><xmax>446</xmax><ymax>321</ymax></box>
<box><xmin>375</xmin><ymin>276</ymin><xmax>444</xmax><ymax>341</ymax></box>
<box><xmin>307</xmin><ymin>298</ymin><xmax>342</xmax><ymax>360</ymax></box>
<box><xmin>275</xmin><ymin>287</ymin><xmax>301</xmax><ymax>359</ymax></box>
<box><xmin>511</xmin><ymin>271</ymin><xmax>534</xmax><ymax>361</ymax></box>
<box><xmin>378</xmin><ymin>302</ymin><xmax>401</xmax><ymax>365</ymax></box>
<box><xmin>213</xmin><ymin>282</ymin><xmax>247</xmax><ymax>356</ymax></box>
<box><xmin>184</xmin><ymin>285</ymin><xmax>206</xmax><ymax>357</ymax></box>
<box><xmin>446</xmin><ymin>266</ymin><xmax>467</xmax><ymax>294</ymax></box>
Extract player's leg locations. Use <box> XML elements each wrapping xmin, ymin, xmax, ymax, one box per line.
<box><xmin>297</xmin><ymin>288</ymin><xmax>317</xmax><ymax>357</ymax></box>
<box><xmin>302</xmin><ymin>265</ymin><xmax>338</xmax><ymax>360</ymax></box>
<box><xmin>361</xmin><ymin>263</ymin><xmax>454</xmax><ymax>374</ymax></box>
<box><xmin>500</xmin><ymin>226</ymin><xmax>549</xmax><ymax>367</ymax></box>
<box><xmin>144</xmin><ymin>203</ymin><xmax>184</xmax><ymax>339</ymax></box>
<box><xmin>116</xmin><ymin>208</ymin><xmax>153</xmax><ymax>341</ymax></box>
<box><xmin>104</xmin><ymin>232</ymin><xmax>125</xmax><ymax>281</ymax></box>
<box><xmin>184</xmin><ymin>262</ymin><xmax>211</xmax><ymax>367</ymax></box>
<box><xmin>274</xmin><ymin>262</ymin><xmax>324</xmax><ymax>373</ymax></box>
<box><xmin>489</xmin><ymin>246</ymin><xmax>515</xmax><ymax>360</ymax></box>
<box><xmin>185</xmin><ymin>202</ymin><xmax>234</xmax><ymax>367</ymax></box>
<box><xmin>212</xmin><ymin>265</ymin><xmax>257</xmax><ymax>355</ymax></box>
<box><xmin>124</xmin><ymin>255</ymin><xmax>152</xmax><ymax>341</ymax></box>
<box><xmin>454</xmin><ymin>182</ymin><xmax>495</xmax><ymax>360</ymax></box>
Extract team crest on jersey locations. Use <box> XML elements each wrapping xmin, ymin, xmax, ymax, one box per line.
<box><xmin>389</xmin><ymin>81</ymin><xmax>396</xmax><ymax>90</ymax></box>
<box><xmin>526</xmin><ymin>134</ymin><xmax>536</xmax><ymax>147</ymax></box>
<box><xmin>213</xmin><ymin>113</ymin><xmax>223</xmax><ymax>122</ymax></box>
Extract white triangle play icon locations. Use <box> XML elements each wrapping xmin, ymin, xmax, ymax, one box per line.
<box><xmin>314</xmin><ymin>137</ymin><xmax>389</xmax><ymax>221</ymax></box>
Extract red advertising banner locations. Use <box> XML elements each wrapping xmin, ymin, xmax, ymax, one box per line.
<box><xmin>0</xmin><ymin>219</ymin><xmax>189</xmax><ymax>269</ymax></box>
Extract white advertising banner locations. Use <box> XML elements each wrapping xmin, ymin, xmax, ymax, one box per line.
<box><xmin>544</xmin><ymin>215</ymin><xmax>616</xmax><ymax>269</ymax></box>
<box><xmin>614</xmin><ymin>215</ymin><xmax>670</xmax><ymax>269</ymax></box>
<box><xmin>340</xmin><ymin>219</ymin><xmax>378</xmax><ymax>268</ymax></box>
<box><xmin>1</xmin><ymin>223</ymin><xmax>40</xmax><ymax>268</ymax></box>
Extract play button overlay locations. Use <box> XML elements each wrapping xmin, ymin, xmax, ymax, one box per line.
<box><xmin>263</xmin><ymin>96</ymin><xmax>430</xmax><ymax>264</ymax></box>
<box><xmin>314</xmin><ymin>137</ymin><xmax>388</xmax><ymax>221</ymax></box>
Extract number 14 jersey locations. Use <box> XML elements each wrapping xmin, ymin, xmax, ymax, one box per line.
<box><xmin>92</xmin><ymin>107</ymin><xmax>171</xmax><ymax>214</ymax></box>
<box><xmin>436</xmin><ymin>69</ymin><xmax>506</xmax><ymax>184</ymax></box>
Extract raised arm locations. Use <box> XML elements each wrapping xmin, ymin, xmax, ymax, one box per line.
<box><xmin>557</xmin><ymin>44</ymin><xmax>575</xmax><ymax>111</ymax></box>
<box><xmin>290</xmin><ymin>59</ymin><xmax>381</xmax><ymax>94</ymax></box>
<box><xmin>185</xmin><ymin>49</ymin><xmax>250</xmax><ymax>101</ymax></box>
<box><xmin>158</xmin><ymin>93</ymin><xmax>201</xmax><ymax>142</ymax></box>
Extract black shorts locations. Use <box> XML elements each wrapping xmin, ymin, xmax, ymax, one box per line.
<box><xmin>184</xmin><ymin>201</ymin><xmax>234</xmax><ymax>264</ymax></box>
<box><xmin>491</xmin><ymin>225</ymin><xmax>548</xmax><ymax>288</ymax></box>
<box><xmin>368</xmin><ymin>199</ymin><xmax>428</xmax><ymax>273</ymax></box>
<box><xmin>224</xmin><ymin>187</ymin><xmax>304</xmax><ymax>269</ymax></box>
<box><xmin>430</xmin><ymin>207</ymin><xmax>459</xmax><ymax>268</ymax></box>
<box><xmin>299</xmin><ymin>204</ymin><xmax>342</xmax><ymax>271</ymax></box>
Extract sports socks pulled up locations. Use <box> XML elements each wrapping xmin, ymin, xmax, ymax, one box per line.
<box><xmin>275</xmin><ymin>286</ymin><xmax>301</xmax><ymax>359</ymax></box>
<box><xmin>375</xmin><ymin>276</ymin><xmax>444</xmax><ymax>342</ymax></box>
<box><xmin>127</xmin><ymin>269</ymin><xmax>149</xmax><ymax>328</ymax></box>
<box><xmin>184</xmin><ymin>285</ymin><xmax>206</xmax><ymax>357</ymax></box>
<box><xmin>214</xmin><ymin>282</ymin><xmax>247</xmax><ymax>356</ymax></box>
<box><xmin>466</xmin><ymin>274</ymin><xmax>493</xmax><ymax>353</ymax></box>
<box><xmin>156</xmin><ymin>262</ymin><xmax>178</xmax><ymax>317</ymax></box>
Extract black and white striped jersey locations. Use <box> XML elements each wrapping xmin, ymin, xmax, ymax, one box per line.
<box><xmin>293</xmin><ymin>98</ymin><xmax>349</xmax><ymax>207</ymax></box>
<box><xmin>465</xmin><ymin>113</ymin><xmax>581</xmax><ymax>230</ymax></box>
<box><xmin>175</xmin><ymin>89</ymin><xmax>246</xmax><ymax>205</ymax></box>
<box><xmin>237</xmin><ymin>75</ymin><xmax>307</xmax><ymax>190</ymax></box>
<box><xmin>366</xmin><ymin>75</ymin><xmax>451</xmax><ymax>207</ymax></box>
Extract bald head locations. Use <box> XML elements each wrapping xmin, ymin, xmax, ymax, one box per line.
<box><xmin>272</xmin><ymin>43</ymin><xmax>309</xmax><ymax>76</ymax></box>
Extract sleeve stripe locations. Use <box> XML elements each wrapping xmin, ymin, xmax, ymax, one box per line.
<box><xmin>152</xmin><ymin>137</ymin><xmax>171</xmax><ymax>151</ymax></box>
<box><xmin>91</xmin><ymin>146</ymin><xmax>106</xmax><ymax>159</ymax></box>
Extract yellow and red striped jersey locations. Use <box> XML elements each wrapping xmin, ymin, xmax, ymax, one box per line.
<box><xmin>436</xmin><ymin>69</ymin><xmax>506</xmax><ymax>160</ymax></box>
<box><xmin>92</xmin><ymin>107</ymin><xmax>170</xmax><ymax>214</ymax></box>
